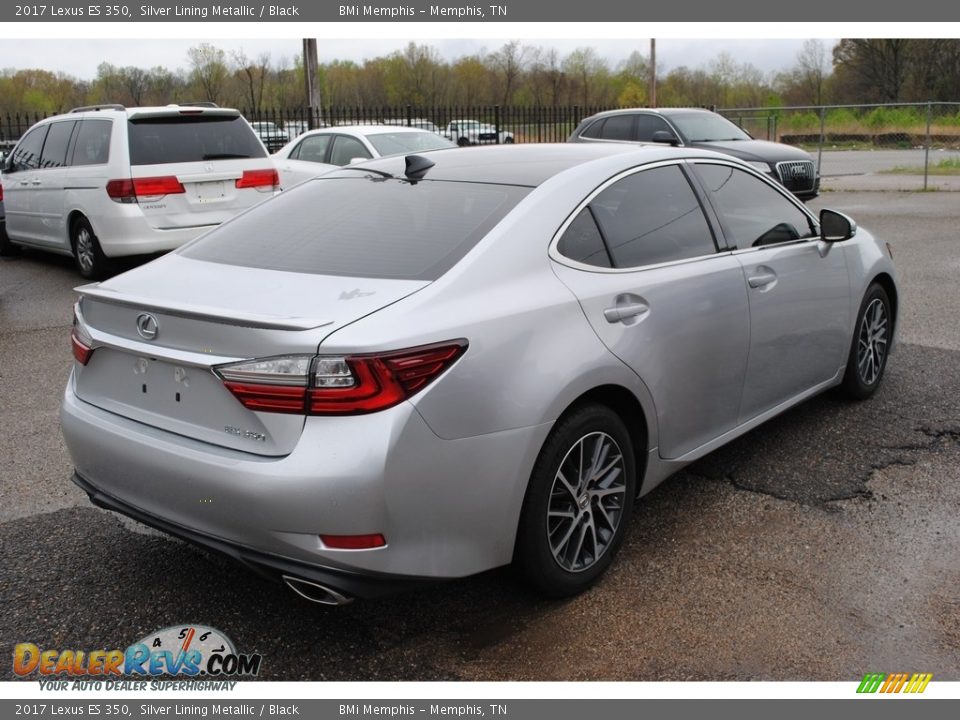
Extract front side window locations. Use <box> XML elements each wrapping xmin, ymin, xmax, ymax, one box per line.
<box><xmin>588</xmin><ymin>164</ymin><xmax>716</xmax><ymax>268</ymax></box>
<box><xmin>329</xmin><ymin>136</ymin><xmax>372</xmax><ymax>166</ymax></box>
<box><xmin>635</xmin><ymin>115</ymin><xmax>674</xmax><ymax>142</ymax></box>
<box><xmin>694</xmin><ymin>163</ymin><xmax>816</xmax><ymax>248</ymax></box>
<box><xmin>70</xmin><ymin>119</ymin><xmax>112</xmax><ymax>167</ymax></box>
<box><xmin>10</xmin><ymin>125</ymin><xmax>48</xmax><ymax>171</ymax></box>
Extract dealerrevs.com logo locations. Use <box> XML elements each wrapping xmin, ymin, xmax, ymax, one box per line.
<box><xmin>856</xmin><ymin>672</ymin><xmax>933</xmax><ymax>694</ymax></box>
<box><xmin>13</xmin><ymin>625</ymin><xmax>262</xmax><ymax>688</ymax></box>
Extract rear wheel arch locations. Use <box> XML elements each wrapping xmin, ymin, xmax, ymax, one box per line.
<box><xmin>560</xmin><ymin>385</ymin><xmax>650</xmax><ymax>488</ymax></box>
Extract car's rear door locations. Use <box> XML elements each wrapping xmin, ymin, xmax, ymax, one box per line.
<box><xmin>690</xmin><ymin>160</ymin><xmax>851</xmax><ymax>422</ymax></box>
<box><xmin>550</xmin><ymin>161</ymin><xmax>750</xmax><ymax>460</ymax></box>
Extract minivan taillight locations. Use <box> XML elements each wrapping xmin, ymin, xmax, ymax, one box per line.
<box><xmin>235</xmin><ymin>169</ymin><xmax>279</xmax><ymax>192</ymax></box>
<box><xmin>0</xmin><ymin>183</ymin><xmax>4</xmax><ymax>202</ymax></box>
<box><xmin>106</xmin><ymin>176</ymin><xmax>185</xmax><ymax>203</ymax></box>
<box><xmin>214</xmin><ymin>341</ymin><xmax>467</xmax><ymax>416</ymax></box>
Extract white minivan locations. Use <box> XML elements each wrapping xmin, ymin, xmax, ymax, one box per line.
<box><xmin>0</xmin><ymin>104</ymin><xmax>278</xmax><ymax>278</ymax></box>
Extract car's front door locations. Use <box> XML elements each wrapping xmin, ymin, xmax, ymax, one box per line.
<box><xmin>3</xmin><ymin>124</ymin><xmax>49</xmax><ymax>242</ymax></box>
<box><xmin>551</xmin><ymin>162</ymin><xmax>750</xmax><ymax>460</ymax></box>
<box><xmin>691</xmin><ymin>161</ymin><xmax>851</xmax><ymax>422</ymax></box>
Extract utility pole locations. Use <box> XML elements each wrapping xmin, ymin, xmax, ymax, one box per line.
<box><xmin>649</xmin><ymin>38</ymin><xmax>657</xmax><ymax>108</ymax></box>
<box><xmin>303</xmin><ymin>38</ymin><xmax>320</xmax><ymax>129</ymax></box>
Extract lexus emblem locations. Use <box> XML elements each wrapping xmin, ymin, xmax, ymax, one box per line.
<box><xmin>136</xmin><ymin>313</ymin><xmax>159</xmax><ymax>341</ymax></box>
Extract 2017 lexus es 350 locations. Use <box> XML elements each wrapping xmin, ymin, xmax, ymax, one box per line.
<box><xmin>61</xmin><ymin>144</ymin><xmax>898</xmax><ymax>604</ymax></box>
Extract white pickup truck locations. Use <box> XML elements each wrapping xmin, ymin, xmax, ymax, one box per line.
<box><xmin>443</xmin><ymin>120</ymin><xmax>514</xmax><ymax>146</ymax></box>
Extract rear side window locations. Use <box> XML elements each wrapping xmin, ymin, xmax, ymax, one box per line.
<box><xmin>581</xmin><ymin>116</ymin><xmax>635</xmax><ymax>141</ymax></box>
<box><xmin>71</xmin><ymin>120</ymin><xmax>112</xmax><ymax>166</ymax></box>
<box><xmin>291</xmin><ymin>135</ymin><xmax>331</xmax><ymax>163</ymax></box>
<box><xmin>557</xmin><ymin>208</ymin><xmax>612</xmax><ymax>267</ymax></box>
<box><xmin>590</xmin><ymin>164</ymin><xmax>716</xmax><ymax>268</ymax></box>
<box><xmin>181</xmin><ymin>178</ymin><xmax>530</xmax><ymax>281</ymax></box>
<box><xmin>128</xmin><ymin>115</ymin><xmax>267</xmax><ymax>165</ymax></box>
<box><xmin>39</xmin><ymin>120</ymin><xmax>77</xmax><ymax>168</ymax></box>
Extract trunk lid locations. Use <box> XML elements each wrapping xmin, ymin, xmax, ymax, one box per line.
<box><xmin>72</xmin><ymin>254</ymin><xmax>428</xmax><ymax>456</ymax></box>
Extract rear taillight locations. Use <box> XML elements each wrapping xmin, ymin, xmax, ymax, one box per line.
<box><xmin>215</xmin><ymin>340</ymin><xmax>467</xmax><ymax>416</ymax></box>
<box><xmin>71</xmin><ymin>316</ymin><xmax>94</xmax><ymax>366</ymax></box>
<box><xmin>106</xmin><ymin>176</ymin><xmax>185</xmax><ymax>203</ymax></box>
<box><xmin>0</xmin><ymin>183</ymin><xmax>4</xmax><ymax>202</ymax></box>
<box><xmin>235</xmin><ymin>168</ymin><xmax>279</xmax><ymax>192</ymax></box>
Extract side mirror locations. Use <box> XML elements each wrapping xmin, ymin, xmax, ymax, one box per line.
<box><xmin>2</xmin><ymin>153</ymin><xmax>15</xmax><ymax>174</ymax></box>
<box><xmin>651</xmin><ymin>130</ymin><xmax>680</xmax><ymax>146</ymax></box>
<box><xmin>820</xmin><ymin>209</ymin><xmax>857</xmax><ymax>242</ymax></box>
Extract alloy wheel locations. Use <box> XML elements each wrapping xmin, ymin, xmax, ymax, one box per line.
<box><xmin>547</xmin><ymin>431</ymin><xmax>627</xmax><ymax>573</ymax></box>
<box><xmin>857</xmin><ymin>297</ymin><xmax>888</xmax><ymax>386</ymax></box>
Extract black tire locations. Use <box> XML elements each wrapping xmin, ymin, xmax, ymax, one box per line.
<box><xmin>503</xmin><ymin>137</ymin><xmax>514</xmax><ymax>144</ymax></box>
<box><xmin>71</xmin><ymin>216</ymin><xmax>112</xmax><ymax>280</ymax></box>
<box><xmin>0</xmin><ymin>222</ymin><xmax>20</xmax><ymax>256</ymax></box>
<box><xmin>841</xmin><ymin>283</ymin><xmax>892</xmax><ymax>400</ymax></box>
<box><xmin>457</xmin><ymin>136</ymin><xmax>470</xmax><ymax>147</ymax></box>
<box><xmin>515</xmin><ymin>404</ymin><xmax>637</xmax><ymax>598</ymax></box>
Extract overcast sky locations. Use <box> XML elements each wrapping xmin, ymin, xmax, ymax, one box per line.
<box><xmin>0</xmin><ymin>38</ymin><xmax>837</xmax><ymax>79</ymax></box>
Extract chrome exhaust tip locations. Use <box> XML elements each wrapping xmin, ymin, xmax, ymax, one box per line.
<box><xmin>282</xmin><ymin>575</ymin><xmax>353</xmax><ymax>606</ymax></box>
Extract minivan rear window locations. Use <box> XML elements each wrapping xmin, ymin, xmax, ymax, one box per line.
<box><xmin>128</xmin><ymin>115</ymin><xmax>267</xmax><ymax>165</ymax></box>
<box><xmin>181</xmin><ymin>177</ymin><xmax>529</xmax><ymax>281</ymax></box>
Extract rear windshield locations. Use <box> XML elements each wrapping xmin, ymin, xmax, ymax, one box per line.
<box><xmin>180</xmin><ymin>176</ymin><xmax>530</xmax><ymax>281</ymax></box>
<box><xmin>128</xmin><ymin>115</ymin><xmax>267</xmax><ymax>165</ymax></box>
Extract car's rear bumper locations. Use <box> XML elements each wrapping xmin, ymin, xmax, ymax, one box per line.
<box><xmin>61</xmin><ymin>372</ymin><xmax>548</xmax><ymax>586</ymax></box>
<box><xmin>71</xmin><ymin>470</ymin><xmax>431</xmax><ymax>600</ymax></box>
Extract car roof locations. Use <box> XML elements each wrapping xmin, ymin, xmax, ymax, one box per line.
<box><xmin>45</xmin><ymin>105</ymin><xmax>243</xmax><ymax>121</ymax></box>
<box><xmin>301</xmin><ymin>125</ymin><xmax>437</xmax><ymax>138</ymax></box>
<box><xmin>338</xmin><ymin>142</ymin><xmax>719</xmax><ymax>187</ymax></box>
<box><xmin>586</xmin><ymin>107</ymin><xmax>716</xmax><ymax>120</ymax></box>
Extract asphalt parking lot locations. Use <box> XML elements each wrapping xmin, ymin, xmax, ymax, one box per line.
<box><xmin>1</xmin><ymin>190</ymin><xmax>958</xmax><ymax>681</ymax></box>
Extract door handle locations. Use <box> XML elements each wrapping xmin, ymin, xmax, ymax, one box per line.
<box><xmin>30</xmin><ymin>180</ymin><xmax>41</xmax><ymax>186</ymax></box>
<box><xmin>747</xmin><ymin>271</ymin><xmax>777</xmax><ymax>288</ymax></box>
<box><xmin>604</xmin><ymin>302</ymin><xmax>649</xmax><ymax>323</ymax></box>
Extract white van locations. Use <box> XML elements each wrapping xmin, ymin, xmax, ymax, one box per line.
<box><xmin>0</xmin><ymin>104</ymin><xmax>279</xmax><ymax>278</ymax></box>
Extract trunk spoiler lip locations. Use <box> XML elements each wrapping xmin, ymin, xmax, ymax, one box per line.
<box><xmin>75</xmin><ymin>284</ymin><xmax>336</xmax><ymax>331</ymax></box>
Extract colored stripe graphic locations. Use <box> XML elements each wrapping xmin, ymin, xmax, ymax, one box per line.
<box><xmin>857</xmin><ymin>673</ymin><xmax>885</xmax><ymax>693</ymax></box>
<box><xmin>857</xmin><ymin>672</ymin><xmax>932</xmax><ymax>694</ymax></box>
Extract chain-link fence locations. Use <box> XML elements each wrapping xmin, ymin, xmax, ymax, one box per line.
<box><xmin>717</xmin><ymin>102</ymin><xmax>960</xmax><ymax>191</ymax></box>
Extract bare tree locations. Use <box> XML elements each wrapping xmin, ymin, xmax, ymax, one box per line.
<box><xmin>796</xmin><ymin>39</ymin><xmax>828</xmax><ymax>105</ymax></box>
<box><xmin>232</xmin><ymin>50</ymin><xmax>271</xmax><ymax>113</ymax></box>
<box><xmin>489</xmin><ymin>40</ymin><xmax>529</xmax><ymax>106</ymax></box>
<box><xmin>187</xmin><ymin>43</ymin><xmax>229</xmax><ymax>104</ymax></box>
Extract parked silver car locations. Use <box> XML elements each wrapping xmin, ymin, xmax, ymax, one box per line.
<box><xmin>62</xmin><ymin>144</ymin><xmax>897</xmax><ymax>603</ymax></box>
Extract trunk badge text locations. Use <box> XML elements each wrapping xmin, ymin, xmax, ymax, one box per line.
<box><xmin>225</xmin><ymin>426</ymin><xmax>266</xmax><ymax>442</ymax></box>
<box><xmin>136</xmin><ymin>313</ymin><xmax>159</xmax><ymax>341</ymax></box>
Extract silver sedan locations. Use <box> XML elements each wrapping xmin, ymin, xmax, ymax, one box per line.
<box><xmin>61</xmin><ymin>144</ymin><xmax>897</xmax><ymax>603</ymax></box>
